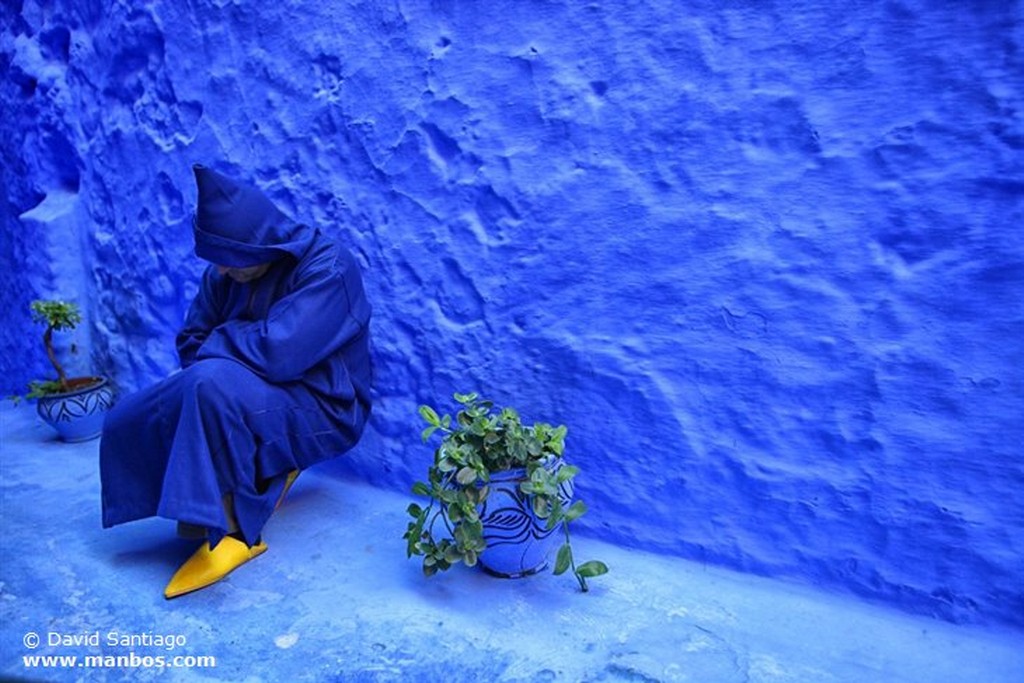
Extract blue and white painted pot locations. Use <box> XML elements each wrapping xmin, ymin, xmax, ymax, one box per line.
<box><xmin>478</xmin><ymin>462</ymin><xmax>575</xmax><ymax>578</ymax></box>
<box><xmin>36</xmin><ymin>376</ymin><xmax>115</xmax><ymax>442</ymax></box>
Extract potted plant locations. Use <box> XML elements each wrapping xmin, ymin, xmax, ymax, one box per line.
<box><xmin>404</xmin><ymin>392</ymin><xmax>608</xmax><ymax>591</ymax></box>
<box><xmin>21</xmin><ymin>299</ymin><xmax>114</xmax><ymax>442</ymax></box>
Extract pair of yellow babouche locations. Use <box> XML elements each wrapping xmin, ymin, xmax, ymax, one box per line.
<box><xmin>164</xmin><ymin>470</ymin><xmax>299</xmax><ymax>599</ymax></box>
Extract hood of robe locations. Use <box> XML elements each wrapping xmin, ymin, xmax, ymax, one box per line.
<box><xmin>192</xmin><ymin>164</ymin><xmax>313</xmax><ymax>267</ymax></box>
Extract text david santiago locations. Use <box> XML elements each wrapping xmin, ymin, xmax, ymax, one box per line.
<box><xmin>48</xmin><ymin>631</ymin><xmax>187</xmax><ymax>651</ymax></box>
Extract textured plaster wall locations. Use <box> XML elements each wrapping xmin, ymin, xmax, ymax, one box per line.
<box><xmin>2</xmin><ymin>1</ymin><xmax>1022</xmax><ymax>628</ymax></box>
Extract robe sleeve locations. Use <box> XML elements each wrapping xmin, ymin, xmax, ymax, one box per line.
<box><xmin>176</xmin><ymin>269</ymin><xmax>228</xmax><ymax>368</ymax></box>
<box><xmin>193</xmin><ymin>248</ymin><xmax>368</xmax><ymax>383</ymax></box>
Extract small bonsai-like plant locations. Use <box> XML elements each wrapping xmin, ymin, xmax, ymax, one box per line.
<box><xmin>404</xmin><ymin>392</ymin><xmax>608</xmax><ymax>591</ymax></box>
<box><xmin>25</xmin><ymin>299</ymin><xmax>92</xmax><ymax>398</ymax></box>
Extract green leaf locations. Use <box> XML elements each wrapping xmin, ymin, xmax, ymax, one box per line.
<box><xmin>546</xmin><ymin>499</ymin><xmax>564</xmax><ymax>526</ymax></box>
<box><xmin>564</xmin><ymin>500</ymin><xmax>588</xmax><ymax>522</ymax></box>
<box><xmin>456</xmin><ymin>466</ymin><xmax>477</xmax><ymax>485</ymax></box>
<box><xmin>420</xmin><ymin>425</ymin><xmax>439</xmax><ymax>443</ymax></box>
<box><xmin>553</xmin><ymin>543</ymin><xmax>573</xmax><ymax>575</ymax></box>
<box><xmin>406</xmin><ymin>503</ymin><xmax>423</xmax><ymax>518</ymax></box>
<box><xmin>556</xmin><ymin>465</ymin><xmax>580</xmax><ymax>484</ymax></box>
<box><xmin>444</xmin><ymin>545</ymin><xmax>462</xmax><ymax>564</ymax></box>
<box><xmin>463</xmin><ymin>485</ymin><xmax>481</xmax><ymax>504</ymax></box>
<box><xmin>418</xmin><ymin>405</ymin><xmax>441</xmax><ymax>426</ymax></box>
<box><xmin>454</xmin><ymin>392</ymin><xmax>478</xmax><ymax>405</ymax></box>
<box><xmin>532</xmin><ymin>496</ymin><xmax>550</xmax><ymax>518</ymax></box>
<box><xmin>575</xmin><ymin>560</ymin><xmax>609</xmax><ymax>578</ymax></box>
<box><xmin>547</xmin><ymin>431</ymin><xmax>566</xmax><ymax>456</ymax></box>
<box><xmin>465</xmin><ymin>519</ymin><xmax>484</xmax><ymax>540</ymax></box>
<box><xmin>461</xmin><ymin>503</ymin><xmax>480</xmax><ymax>524</ymax></box>
<box><xmin>403</xmin><ymin>517</ymin><xmax>425</xmax><ymax>557</ymax></box>
<box><xmin>411</xmin><ymin>481</ymin><xmax>431</xmax><ymax>497</ymax></box>
<box><xmin>447</xmin><ymin>503</ymin><xmax>463</xmax><ymax>522</ymax></box>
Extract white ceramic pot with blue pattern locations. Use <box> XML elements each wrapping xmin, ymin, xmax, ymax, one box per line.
<box><xmin>478</xmin><ymin>463</ymin><xmax>575</xmax><ymax>578</ymax></box>
<box><xmin>36</xmin><ymin>377</ymin><xmax>115</xmax><ymax>442</ymax></box>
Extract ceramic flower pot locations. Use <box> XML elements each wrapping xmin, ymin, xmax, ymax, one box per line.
<box><xmin>36</xmin><ymin>376</ymin><xmax>115</xmax><ymax>442</ymax></box>
<box><xmin>478</xmin><ymin>463</ymin><xmax>575</xmax><ymax>578</ymax></box>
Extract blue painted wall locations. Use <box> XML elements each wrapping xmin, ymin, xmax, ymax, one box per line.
<box><xmin>2</xmin><ymin>1</ymin><xmax>1021</xmax><ymax>628</ymax></box>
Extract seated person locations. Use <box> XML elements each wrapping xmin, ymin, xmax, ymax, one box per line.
<box><xmin>100</xmin><ymin>164</ymin><xmax>372</xmax><ymax>598</ymax></box>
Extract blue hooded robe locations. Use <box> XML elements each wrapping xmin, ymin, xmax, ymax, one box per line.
<box><xmin>100</xmin><ymin>164</ymin><xmax>372</xmax><ymax>547</ymax></box>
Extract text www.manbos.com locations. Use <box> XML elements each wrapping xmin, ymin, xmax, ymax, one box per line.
<box><xmin>24</xmin><ymin>653</ymin><xmax>216</xmax><ymax>670</ymax></box>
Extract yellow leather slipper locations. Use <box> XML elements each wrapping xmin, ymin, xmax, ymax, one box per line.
<box><xmin>164</xmin><ymin>536</ymin><xmax>268</xmax><ymax>599</ymax></box>
<box><xmin>275</xmin><ymin>469</ymin><xmax>300</xmax><ymax>510</ymax></box>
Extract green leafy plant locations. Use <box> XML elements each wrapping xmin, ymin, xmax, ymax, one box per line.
<box><xmin>24</xmin><ymin>300</ymin><xmax>94</xmax><ymax>399</ymax></box>
<box><xmin>404</xmin><ymin>392</ymin><xmax>608</xmax><ymax>591</ymax></box>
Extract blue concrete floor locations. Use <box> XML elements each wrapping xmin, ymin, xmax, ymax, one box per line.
<box><xmin>1</xmin><ymin>403</ymin><xmax>1021</xmax><ymax>683</ymax></box>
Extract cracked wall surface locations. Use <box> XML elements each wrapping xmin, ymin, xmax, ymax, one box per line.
<box><xmin>2</xmin><ymin>0</ymin><xmax>1022</xmax><ymax>628</ymax></box>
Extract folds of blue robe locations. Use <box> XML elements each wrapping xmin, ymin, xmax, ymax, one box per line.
<box><xmin>100</xmin><ymin>165</ymin><xmax>372</xmax><ymax>548</ymax></box>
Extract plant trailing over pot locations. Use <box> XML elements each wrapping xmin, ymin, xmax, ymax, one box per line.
<box><xmin>20</xmin><ymin>299</ymin><xmax>114</xmax><ymax>442</ymax></box>
<box><xmin>404</xmin><ymin>392</ymin><xmax>608</xmax><ymax>591</ymax></box>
